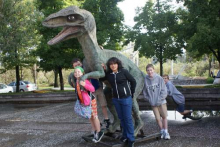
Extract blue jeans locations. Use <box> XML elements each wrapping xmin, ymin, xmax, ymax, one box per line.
<box><xmin>112</xmin><ymin>96</ymin><xmax>135</xmax><ymax>142</ymax></box>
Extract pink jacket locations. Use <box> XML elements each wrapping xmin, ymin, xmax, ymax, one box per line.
<box><xmin>81</xmin><ymin>79</ymin><xmax>95</xmax><ymax>106</ymax></box>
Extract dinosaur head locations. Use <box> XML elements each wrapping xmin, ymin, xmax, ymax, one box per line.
<box><xmin>42</xmin><ymin>6</ymin><xmax>96</xmax><ymax>45</ymax></box>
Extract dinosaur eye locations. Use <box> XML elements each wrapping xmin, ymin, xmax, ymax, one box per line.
<box><xmin>67</xmin><ymin>15</ymin><xmax>76</xmax><ymax>21</ymax></box>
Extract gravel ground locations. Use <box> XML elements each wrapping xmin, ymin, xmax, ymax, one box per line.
<box><xmin>0</xmin><ymin>102</ymin><xmax>219</xmax><ymax>147</ymax></box>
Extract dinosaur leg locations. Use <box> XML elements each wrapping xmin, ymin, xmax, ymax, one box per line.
<box><xmin>132</xmin><ymin>98</ymin><xmax>144</xmax><ymax>136</ymax></box>
<box><xmin>103</xmin><ymin>86</ymin><xmax>120</xmax><ymax>133</ymax></box>
<box><xmin>68</xmin><ymin>72</ymin><xmax>75</xmax><ymax>87</ymax></box>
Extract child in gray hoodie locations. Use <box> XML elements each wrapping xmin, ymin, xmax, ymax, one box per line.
<box><xmin>163</xmin><ymin>75</ymin><xmax>192</xmax><ymax>118</ymax></box>
<box><xmin>143</xmin><ymin>64</ymin><xmax>170</xmax><ymax>140</ymax></box>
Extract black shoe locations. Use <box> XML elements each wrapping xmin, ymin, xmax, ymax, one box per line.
<box><xmin>128</xmin><ymin>141</ymin><xmax>135</xmax><ymax>147</ymax></box>
<box><xmin>182</xmin><ymin>112</ymin><xmax>192</xmax><ymax>119</ymax></box>
<box><xmin>120</xmin><ymin>136</ymin><xmax>127</xmax><ymax>143</ymax></box>
<box><xmin>104</xmin><ymin>119</ymin><xmax>110</xmax><ymax>129</ymax></box>
<box><xmin>93</xmin><ymin>131</ymin><xmax>104</xmax><ymax>143</ymax></box>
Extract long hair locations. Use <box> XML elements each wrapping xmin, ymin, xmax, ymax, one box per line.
<box><xmin>107</xmin><ymin>57</ymin><xmax>123</xmax><ymax>73</ymax></box>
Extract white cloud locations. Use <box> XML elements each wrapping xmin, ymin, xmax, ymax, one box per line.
<box><xmin>117</xmin><ymin>0</ymin><xmax>148</xmax><ymax>27</ymax></box>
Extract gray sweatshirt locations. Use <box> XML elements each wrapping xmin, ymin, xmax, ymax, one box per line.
<box><xmin>143</xmin><ymin>73</ymin><xmax>167</xmax><ymax>106</ymax></box>
<box><xmin>166</xmin><ymin>81</ymin><xmax>185</xmax><ymax>105</ymax></box>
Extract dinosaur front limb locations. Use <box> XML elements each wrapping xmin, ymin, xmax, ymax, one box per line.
<box><xmin>68</xmin><ymin>72</ymin><xmax>75</xmax><ymax>87</ymax></box>
<box><xmin>104</xmin><ymin>86</ymin><xmax>120</xmax><ymax>133</ymax></box>
<box><xmin>81</xmin><ymin>70</ymin><xmax>105</xmax><ymax>81</ymax></box>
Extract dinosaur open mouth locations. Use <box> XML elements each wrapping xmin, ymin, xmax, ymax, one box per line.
<box><xmin>48</xmin><ymin>26</ymin><xmax>80</xmax><ymax>45</ymax></box>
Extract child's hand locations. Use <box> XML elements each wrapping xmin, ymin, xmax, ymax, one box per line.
<box><xmin>80</xmin><ymin>80</ymin><xmax>85</xmax><ymax>87</ymax></box>
<box><xmin>102</xmin><ymin>63</ymin><xmax>106</xmax><ymax>70</ymax></box>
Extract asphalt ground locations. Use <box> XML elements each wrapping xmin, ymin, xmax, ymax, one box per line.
<box><xmin>0</xmin><ymin>102</ymin><xmax>219</xmax><ymax>147</ymax></box>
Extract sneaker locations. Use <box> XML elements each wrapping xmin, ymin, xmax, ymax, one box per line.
<box><xmin>182</xmin><ymin>112</ymin><xmax>192</xmax><ymax>119</ymax></box>
<box><xmin>160</xmin><ymin>130</ymin><xmax>165</xmax><ymax>139</ymax></box>
<box><xmin>93</xmin><ymin>131</ymin><xmax>97</xmax><ymax>139</ymax></box>
<box><xmin>93</xmin><ymin>131</ymin><xmax>104</xmax><ymax>143</ymax></box>
<box><xmin>104</xmin><ymin>119</ymin><xmax>111</xmax><ymax>129</ymax></box>
<box><xmin>164</xmin><ymin>132</ymin><xmax>171</xmax><ymax>140</ymax></box>
<box><xmin>128</xmin><ymin>141</ymin><xmax>135</xmax><ymax>147</ymax></box>
<box><xmin>120</xmin><ymin>136</ymin><xmax>127</xmax><ymax>143</ymax></box>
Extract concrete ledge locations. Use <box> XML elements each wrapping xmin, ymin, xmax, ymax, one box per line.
<box><xmin>0</xmin><ymin>92</ymin><xmax>76</xmax><ymax>104</ymax></box>
<box><xmin>138</xmin><ymin>88</ymin><xmax>220</xmax><ymax>111</ymax></box>
<box><xmin>0</xmin><ymin>88</ymin><xmax>220</xmax><ymax>110</ymax></box>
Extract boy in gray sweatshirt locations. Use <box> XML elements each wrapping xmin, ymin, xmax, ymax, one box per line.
<box><xmin>143</xmin><ymin>64</ymin><xmax>170</xmax><ymax>140</ymax></box>
<box><xmin>162</xmin><ymin>75</ymin><xmax>192</xmax><ymax>118</ymax></box>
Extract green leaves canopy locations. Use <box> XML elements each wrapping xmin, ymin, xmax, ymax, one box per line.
<box><xmin>126</xmin><ymin>0</ymin><xmax>183</xmax><ymax>75</ymax></box>
<box><xmin>82</xmin><ymin>0</ymin><xmax>125</xmax><ymax>50</ymax></box>
<box><xmin>35</xmin><ymin>0</ymin><xmax>83</xmax><ymax>72</ymax></box>
<box><xmin>0</xmin><ymin>0</ymin><xmax>41</xmax><ymax>70</ymax></box>
<box><xmin>178</xmin><ymin>0</ymin><xmax>220</xmax><ymax>68</ymax></box>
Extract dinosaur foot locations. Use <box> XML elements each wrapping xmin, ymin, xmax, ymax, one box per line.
<box><xmin>134</xmin><ymin>120</ymin><xmax>144</xmax><ymax>137</ymax></box>
<box><xmin>108</xmin><ymin>119</ymin><xmax>120</xmax><ymax>133</ymax></box>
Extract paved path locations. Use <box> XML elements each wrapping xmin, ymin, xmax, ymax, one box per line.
<box><xmin>0</xmin><ymin>103</ymin><xmax>219</xmax><ymax>147</ymax></box>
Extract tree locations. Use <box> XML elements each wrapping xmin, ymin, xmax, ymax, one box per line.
<box><xmin>177</xmin><ymin>0</ymin><xmax>220</xmax><ymax>69</ymax></box>
<box><xmin>82</xmin><ymin>0</ymin><xmax>125</xmax><ymax>50</ymax></box>
<box><xmin>35</xmin><ymin>0</ymin><xmax>83</xmax><ymax>90</ymax></box>
<box><xmin>125</xmin><ymin>0</ymin><xmax>183</xmax><ymax>75</ymax></box>
<box><xmin>0</xmin><ymin>0</ymin><xmax>41</xmax><ymax>92</ymax></box>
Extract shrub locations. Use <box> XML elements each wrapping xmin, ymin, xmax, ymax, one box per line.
<box><xmin>206</xmin><ymin>77</ymin><xmax>214</xmax><ymax>84</ymax></box>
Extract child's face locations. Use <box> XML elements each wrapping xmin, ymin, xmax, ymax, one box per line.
<box><xmin>163</xmin><ymin>76</ymin><xmax>169</xmax><ymax>84</ymax></box>
<box><xmin>74</xmin><ymin>68</ymin><xmax>83</xmax><ymax>78</ymax></box>
<box><xmin>73</xmin><ymin>61</ymin><xmax>82</xmax><ymax>68</ymax></box>
<box><xmin>110</xmin><ymin>63</ymin><xmax>118</xmax><ymax>72</ymax></box>
<box><xmin>146</xmin><ymin>67</ymin><xmax>154</xmax><ymax>78</ymax></box>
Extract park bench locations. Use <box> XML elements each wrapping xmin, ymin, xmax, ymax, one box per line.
<box><xmin>138</xmin><ymin>88</ymin><xmax>220</xmax><ymax>111</ymax></box>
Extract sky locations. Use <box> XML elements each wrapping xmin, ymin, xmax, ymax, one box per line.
<box><xmin>117</xmin><ymin>0</ymin><xmax>148</xmax><ymax>27</ymax></box>
<box><xmin>117</xmin><ymin>0</ymin><xmax>184</xmax><ymax>27</ymax></box>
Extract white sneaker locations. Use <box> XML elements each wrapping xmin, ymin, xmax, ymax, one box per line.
<box><xmin>160</xmin><ymin>130</ymin><xmax>165</xmax><ymax>139</ymax></box>
<box><xmin>164</xmin><ymin>132</ymin><xmax>171</xmax><ymax>140</ymax></box>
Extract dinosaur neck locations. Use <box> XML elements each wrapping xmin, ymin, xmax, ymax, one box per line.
<box><xmin>77</xmin><ymin>31</ymin><xmax>100</xmax><ymax>62</ymax></box>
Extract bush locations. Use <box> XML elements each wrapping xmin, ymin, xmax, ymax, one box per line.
<box><xmin>206</xmin><ymin>77</ymin><xmax>214</xmax><ymax>84</ymax></box>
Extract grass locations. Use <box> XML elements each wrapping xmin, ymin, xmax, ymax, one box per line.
<box><xmin>0</xmin><ymin>85</ymin><xmax>74</xmax><ymax>95</ymax></box>
<box><xmin>176</xmin><ymin>84</ymin><xmax>220</xmax><ymax>88</ymax></box>
<box><xmin>204</xmin><ymin>84</ymin><xmax>220</xmax><ymax>88</ymax></box>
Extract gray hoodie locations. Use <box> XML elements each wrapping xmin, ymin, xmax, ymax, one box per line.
<box><xmin>143</xmin><ymin>73</ymin><xmax>167</xmax><ymax>106</ymax></box>
<box><xmin>166</xmin><ymin>81</ymin><xmax>185</xmax><ymax>105</ymax></box>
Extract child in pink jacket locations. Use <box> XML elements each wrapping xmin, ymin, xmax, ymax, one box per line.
<box><xmin>74</xmin><ymin>66</ymin><xmax>104</xmax><ymax>143</ymax></box>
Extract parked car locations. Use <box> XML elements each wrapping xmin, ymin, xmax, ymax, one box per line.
<box><xmin>8</xmin><ymin>81</ymin><xmax>37</xmax><ymax>92</ymax></box>
<box><xmin>0</xmin><ymin>83</ymin><xmax>13</xmax><ymax>93</ymax></box>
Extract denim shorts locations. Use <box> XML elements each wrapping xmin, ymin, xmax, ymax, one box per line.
<box><xmin>176</xmin><ymin>104</ymin><xmax>185</xmax><ymax>113</ymax></box>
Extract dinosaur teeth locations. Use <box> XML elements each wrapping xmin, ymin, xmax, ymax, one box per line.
<box><xmin>48</xmin><ymin>27</ymin><xmax>80</xmax><ymax>45</ymax></box>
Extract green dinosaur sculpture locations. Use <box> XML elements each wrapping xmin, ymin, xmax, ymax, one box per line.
<box><xmin>42</xmin><ymin>6</ymin><xmax>145</xmax><ymax>136</ymax></box>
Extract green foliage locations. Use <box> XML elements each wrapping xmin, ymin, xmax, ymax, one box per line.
<box><xmin>206</xmin><ymin>77</ymin><xmax>214</xmax><ymax>84</ymax></box>
<box><xmin>35</xmin><ymin>0</ymin><xmax>83</xmax><ymax>72</ymax></box>
<box><xmin>204</xmin><ymin>84</ymin><xmax>220</xmax><ymax>88</ymax></box>
<box><xmin>125</xmin><ymin>0</ymin><xmax>183</xmax><ymax>75</ymax></box>
<box><xmin>82</xmin><ymin>0</ymin><xmax>125</xmax><ymax>50</ymax></box>
<box><xmin>0</xmin><ymin>0</ymin><xmax>42</xmax><ymax>69</ymax></box>
<box><xmin>178</xmin><ymin>0</ymin><xmax>220</xmax><ymax>68</ymax></box>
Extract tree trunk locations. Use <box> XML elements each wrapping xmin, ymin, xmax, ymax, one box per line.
<box><xmin>33</xmin><ymin>64</ymin><xmax>37</xmax><ymax>84</ymax></box>
<box><xmin>159</xmin><ymin>58</ymin><xmax>163</xmax><ymax>76</ymax></box>
<box><xmin>54</xmin><ymin>69</ymin><xmax>59</xmax><ymax>87</ymax></box>
<box><xmin>58</xmin><ymin>66</ymin><xmax>64</xmax><ymax>90</ymax></box>
<box><xmin>208</xmin><ymin>57</ymin><xmax>212</xmax><ymax>77</ymax></box>
<box><xmin>218</xmin><ymin>50</ymin><xmax>220</xmax><ymax>70</ymax></box>
<box><xmin>159</xmin><ymin>45</ymin><xmax>163</xmax><ymax>76</ymax></box>
<box><xmin>16</xmin><ymin>65</ymin><xmax>20</xmax><ymax>93</ymax></box>
<box><xmin>20</xmin><ymin>66</ymin><xmax>23</xmax><ymax>81</ymax></box>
